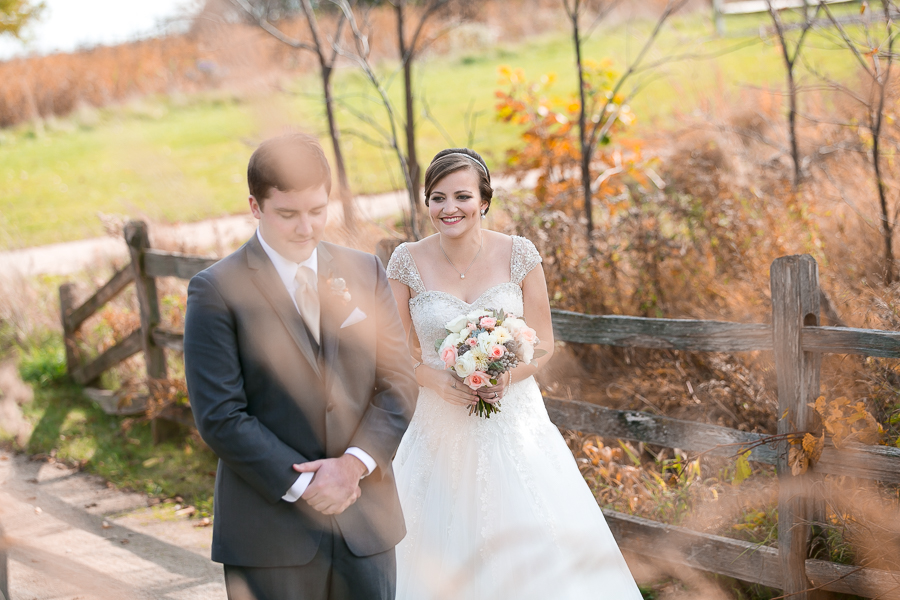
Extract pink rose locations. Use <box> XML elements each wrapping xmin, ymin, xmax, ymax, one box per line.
<box><xmin>440</xmin><ymin>345</ymin><xmax>458</xmax><ymax>369</ymax></box>
<box><xmin>488</xmin><ymin>344</ymin><xmax>505</xmax><ymax>360</ymax></box>
<box><xmin>465</xmin><ymin>371</ymin><xmax>490</xmax><ymax>390</ymax></box>
<box><xmin>466</xmin><ymin>338</ymin><xmax>478</xmax><ymax>347</ymax></box>
<box><xmin>480</xmin><ymin>317</ymin><xmax>497</xmax><ymax>329</ymax></box>
<box><xmin>516</xmin><ymin>326</ymin><xmax>538</xmax><ymax>346</ymax></box>
<box><xmin>467</xmin><ymin>322</ymin><xmax>477</xmax><ymax>331</ymax></box>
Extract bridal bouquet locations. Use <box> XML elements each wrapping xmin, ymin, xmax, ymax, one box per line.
<box><xmin>435</xmin><ymin>308</ymin><xmax>544</xmax><ymax>418</ymax></box>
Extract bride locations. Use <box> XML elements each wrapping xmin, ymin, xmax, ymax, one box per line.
<box><xmin>386</xmin><ymin>148</ymin><xmax>643</xmax><ymax>599</ymax></box>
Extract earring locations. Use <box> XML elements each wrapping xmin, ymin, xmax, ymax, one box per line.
<box><xmin>481</xmin><ymin>210</ymin><xmax>487</xmax><ymax>219</ymax></box>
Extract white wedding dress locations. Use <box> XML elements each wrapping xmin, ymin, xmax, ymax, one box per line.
<box><xmin>386</xmin><ymin>237</ymin><xmax>642</xmax><ymax>600</ymax></box>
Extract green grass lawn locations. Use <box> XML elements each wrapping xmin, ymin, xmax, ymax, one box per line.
<box><xmin>5</xmin><ymin>334</ymin><xmax>218</xmax><ymax>514</ymax></box>
<box><xmin>0</xmin><ymin>6</ymin><xmax>868</xmax><ymax>249</ymax></box>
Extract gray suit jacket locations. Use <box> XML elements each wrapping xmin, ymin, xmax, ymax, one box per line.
<box><xmin>184</xmin><ymin>235</ymin><xmax>417</xmax><ymax>567</ymax></box>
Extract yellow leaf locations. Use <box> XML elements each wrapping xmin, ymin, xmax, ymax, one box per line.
<box><xmin>789</xmin><ymin>447</ymin><xmax>809</xmax><ymax>476</ymax></box>
<box><xmin>802</xmin><ymin>432</ymin><xmax>824</xmax><ymax>464</ymax></box>
<box><xmin>733</xmin><ymin>450</ymin><xmax>752</xmax><ymax>487</ymax></box>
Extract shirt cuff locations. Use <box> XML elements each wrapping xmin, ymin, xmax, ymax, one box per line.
<box><xmin>281</xmin><ymin>472</ymin><xmax>314</xmax><ymax>503</ymax></box>
<box><xmin>344</xmin><ymin>447</ymin><xmax>376</xmax><ymax>477</ymax></box>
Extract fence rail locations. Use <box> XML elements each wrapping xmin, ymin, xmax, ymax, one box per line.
<box><xmin>58</xmin><ymin>221</ymin><xmax>900</xmax><ymax>599</ymax></box>
<box><xmin>711</xmin><ymin>0</ymin><xmax>857</xmax><ymax>35</ymax></box>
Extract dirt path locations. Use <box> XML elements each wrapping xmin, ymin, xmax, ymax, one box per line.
<box><xmin>0</xmin><ymin>173</ymin><xmax>537</xmax><ymax>279</ymax></box>
<box><xmin>0</xmin><ymin>448</ymin><xmax>225</xmax><ymax>600</ymax></box>
<box><xmin>0</xmin><ymin>189</ymin><xmax>409</xmax><ymax>279</ymax></box>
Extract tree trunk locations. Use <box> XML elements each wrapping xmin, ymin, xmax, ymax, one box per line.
<box><xmin>787</xmin><ymin>65</ymin><xmax>801</xmax><ymax>189</ymax></box>
<box><xmin>873</xmin><ymin>126</ymin><xmax>895</xmax><ymax>283</ymax></box>
<box><xmin>873</xmin><ymin>3</ymin><xmax>895</xmax><ymax>284</ymax></box>
<box><xmin>572</xmin><ymin>6</ymin><xmax>595</xmax><ymax>250</ymax></box>
<box><xmin>397</xmin><ymin>1</ymin><xmax>424</xmax><ymax>238</ymax></box>
<box><xmin>321</xmin><ymin>66</ymin><xmax>356</xmax><ymax>230</ymax></box>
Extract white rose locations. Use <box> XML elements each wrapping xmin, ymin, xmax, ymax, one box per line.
<box><xmin>476</xmin><ymin>331</ymin><xmax>494</xmax><ymax>354</ymax></box>
<box><xmin>519</xmin><ymin>343</ymin><xmax>535</xmax><ymax>364</ymax></box>
<box><xmin>466</xmin><ymin>309</ymin><xmax>491</xmax><ymax>323</ymax></box>
<box><xmin>439</xmin><ymin>334</ymin><xmax>458</xmax><ymax>354</ymax></box>
<box><xmin>445</xmin><ymin>314</ymin><xmax>470</xmax><ymax>333</ymax></box>
<box><xmin>454</xmin><ymin>351</ymin><xmax>478</xmax><ymax>378</ymax></box>
<box><xmin>503</xmin><ymin>317</ymin><xmax>527</xmax><ymax>335</ymax></box>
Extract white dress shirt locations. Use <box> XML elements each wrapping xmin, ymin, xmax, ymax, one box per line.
<box><xmin>255</xmin><ymin>230</ymin><xmax>377</xmax><ymax>502</ymax></box>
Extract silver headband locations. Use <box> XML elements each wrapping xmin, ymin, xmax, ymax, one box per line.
<box><xmin>442</xmin><ymin>152</ymin><xmax>488</xmax><ymax>176</ymax></box>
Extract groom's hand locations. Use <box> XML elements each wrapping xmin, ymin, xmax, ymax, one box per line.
<box><xmin>294</xmin><ymin>455</ymin><xmax>367</xmax><ymax>515</ymax></box>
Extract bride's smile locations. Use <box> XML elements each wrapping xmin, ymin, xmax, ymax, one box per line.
<box><xmin>427</xmin><ymin>168</ymin><xmax>488</xmax><ymax>239</ymax></box>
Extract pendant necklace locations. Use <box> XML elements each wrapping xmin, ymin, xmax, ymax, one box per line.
<box><xmin>439</xmin><ymin>234</ymin><xmax>483</xmax><ymax>279</ymax></box>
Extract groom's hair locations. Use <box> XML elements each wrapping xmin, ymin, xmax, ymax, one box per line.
<box><xmin>247</xmin><ymin>133</ymin><xmax>332</xmax><ymax>206</ymax></box>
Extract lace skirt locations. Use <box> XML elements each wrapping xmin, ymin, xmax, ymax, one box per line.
<box><xmin>392</xmin><ymin>377</ymin><xmax>643</xmax><ymax>600</ymax></box>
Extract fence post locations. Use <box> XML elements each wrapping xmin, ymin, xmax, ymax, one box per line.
<box><xmin>124</xmin><ymin>221</ymin><xmax>169</xmax><ymax>441</ymax></box>
<box><xmin>713</xmin><ymin>0</ymin><xmax>725</xmax><ymax>35</ymax></box>
<box><xmin>771</xmin><ymin>254</ymin><xmax>823</xmax><ymax>600</ymax></box>
<box><xmin>58</xmin><ymin>282</ymin><xmax>81</xmax><ymax>381</ymax></box>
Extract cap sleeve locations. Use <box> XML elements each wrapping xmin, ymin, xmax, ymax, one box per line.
<box><xmin>386</xmin><ymin>243</ymin><xmax>426</xmax><ymax>295</ymax></box>
<box><xmin>510</xmin><ymin>236</ymin><xmax>542</xmax><ymax>285</ymax></box>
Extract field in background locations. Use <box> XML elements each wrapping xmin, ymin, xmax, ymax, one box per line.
<box><xmin>0</xmin><ymin>5</ymin><xmax>865</xmax><ymax>249</ymax></box>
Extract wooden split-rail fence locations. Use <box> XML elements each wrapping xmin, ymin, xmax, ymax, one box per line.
<box><xmin>711</xmin><ymin>0</ymin><xmax>856</xmax><ymax>35</ymax></box>
<box><xmin>59</xmin><ymin>220</ymin><xmax>900</xmax><ymax>599</ymax></box>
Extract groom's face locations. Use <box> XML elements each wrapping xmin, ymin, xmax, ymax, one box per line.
<box><xmin>250</xmin><ymin>185</ymin><xmax>329</xmax><ymax>263</ymax></box>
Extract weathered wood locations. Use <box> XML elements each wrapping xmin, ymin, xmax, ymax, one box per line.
<box><xmin>606</xmin><ymin>511</ymin><xmax>900</xmax><ymax>598</ymax></box>
<box><xmin>806</xmin><ymin>559</ymin><xmax>900</xmax><ymax>599</ymax></box>
<box><xmin>771</xmin><ymin>254</ymin><xmax>822</xmax><ymax>600</ymax></box>
<box><xmin>803</xmin><ymin>326</ymin><xmax>900</xmax><ymax>358</ymax></box>
<box><xmin>816</xmin><ymin>441</ymin><xmax>900</xmax><ymax>485</ymax></box>
<box><xmin>719</xmin><ymin>0</ymin><xmax>851</xmax><ymax>15</ymax></box>
<box><xmin>124</xmin><ymin>221</ymin><xmax>167</xmax><ymax>381</ymax></box>
<box><xmin>545</xmin><ymin>397</ymin><xmax>779</xmax><ymax>464</ymax></box>
<box><xmin>58</xmin><ymin>283</ymin><xmax>80</xmax><ymax>377</ymax></box>
<box><xmin>71</xmin><ymin>330</ymin><xmax>143</xmax><ymax>386</ymax></box>
<box><xmin>64</xmin><ymin>266</ymin><xmax>134</xmax><ymax>332</ymax></box>
<box><xmin>83</xmin><ymin>387</ymin><xmax>148</xmax><ymax>416</ymax></box>
<box><xmin>603</xmin><ymin>510</ymin><xmax>782</xmax><ymax>589</ymax></box>
<box><xmin>550</xmin><ymin>310</ymin><xmax>773</xmax><ymax>352</ymax></box>
<box><xmin>548</xmin><ymin>396</ymin><xmax>900</xmax><ymax>485</ymax></box>
<box><xmin>143</xmin><ymin>249</ymin><xmax>218</xmax><ymax>280</ymax></box>
<box><xmin>152</xmin><ymin>328</ymin><xmax>184</xmax><ymax>353</ymax></box>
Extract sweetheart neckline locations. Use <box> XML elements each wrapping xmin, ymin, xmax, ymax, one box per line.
<box><xmin>409</xmin><ymin>282</ymin><xmax>521</xmax><ymax>307</ymax></box>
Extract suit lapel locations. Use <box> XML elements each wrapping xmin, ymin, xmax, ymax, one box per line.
<box><xmin>318</xmin><ymin>243</ymin><xmax>354</xmax><ymax>394</ymax></box>
<box><xmin>246</xmin><ymin>234</ymin><xmax>322</xmax><ymax>379</ymax></box>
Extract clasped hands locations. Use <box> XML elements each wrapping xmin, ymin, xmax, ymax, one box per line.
<box><xmin>293</xmin><ymin>454</ymin><xmax>368</xmax><ymax>515</ymax></box>
<box><xmin>439</xmin><ymin>370</ymin><xmax>510</xmax><ymax>408</ymax></box>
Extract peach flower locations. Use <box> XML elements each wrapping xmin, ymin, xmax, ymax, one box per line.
<box><xmin>488</xmin><ymin>344</ymin><xmax>505</xmax><ymax>360</ymax></box>
<box><xmin>465</xmin><ymin>371</ymin><xmax>490</xmax><ymax>390</ymax></box>
<box><xmin>440</xmin><ymin>345</ymin><xmax>458</xmax><ymax>369</ymax></box>
<box><xmin>480</xmin><ymin>317</ymin><xmax>497</xmax><ymax>329</ymax></box>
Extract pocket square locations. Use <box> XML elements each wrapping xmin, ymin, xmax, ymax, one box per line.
<box><xmin>341</xmin><ymin>307</ymin><xmax>367</xmax><ymax>329</ymax></box>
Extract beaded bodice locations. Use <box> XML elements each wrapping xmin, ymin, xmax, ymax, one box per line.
<box><xmin>386</xmin><ymin>236</ymin><xmax>542</xmax><ymax>369</ymax></box>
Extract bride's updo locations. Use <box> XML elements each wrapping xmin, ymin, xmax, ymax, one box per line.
<box><xmin>423</xmin><ymin>148</ymin><xmax>494</xmax><ymax>215</ymax></box>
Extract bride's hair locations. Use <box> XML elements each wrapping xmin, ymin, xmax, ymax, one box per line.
<box><xmin>424</xmin><ymin>148</ymin><xmax>493</xmax><ymax>214</ymax></box>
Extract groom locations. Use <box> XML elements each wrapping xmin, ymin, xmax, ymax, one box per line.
<box><xmin>184</xmin><ymin>133</ymin><xmax>417</xmax><ymax>599</ymax></box>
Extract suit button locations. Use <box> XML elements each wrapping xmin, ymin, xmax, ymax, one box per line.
<box><xmin>326</xmin><ymin>403</ymin><xmax>335</xmax><ymax>413</ymax></box>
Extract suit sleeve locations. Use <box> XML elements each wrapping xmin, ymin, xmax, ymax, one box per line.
<box><xmin>184</xmin><ymin>271</ymin><xmax>309</xmax><ymax>504</ymax></box>
<box><xmin>347</xmin><ymin>256</ymin><xmax>418</xmax><ymax>475</ymax></box>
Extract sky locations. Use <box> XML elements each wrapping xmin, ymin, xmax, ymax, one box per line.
<box><xmin>0</xmin><ymin>0</ymin><xmax>198</xmax><ymax>59</ymax></box>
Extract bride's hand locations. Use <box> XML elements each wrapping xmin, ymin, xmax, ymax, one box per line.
<box><xmin>433</xmin><ymin>370</ymin><xmax>478</xmax><ymax>407</ymax></box>
<box><xmin>477</xmin><ymin>372</ymin><xmax>510</xmax><ymax>404</ymax></box>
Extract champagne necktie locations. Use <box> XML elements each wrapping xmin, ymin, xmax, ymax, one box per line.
<box><xmin>294</xmin><ymin>266</ymin><xmax>320</xmax><ymax>344</ymax></box>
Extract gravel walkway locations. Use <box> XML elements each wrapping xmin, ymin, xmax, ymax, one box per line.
<box><xmin>0</xmin><ymin>449</ymin><xmax>225</xmax><ymax>600</ymax></box>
